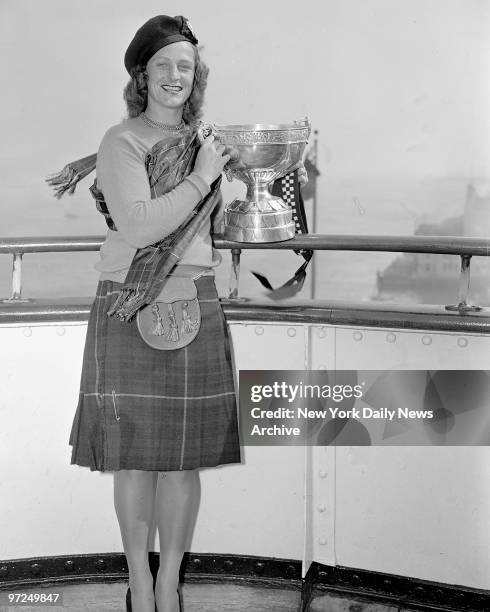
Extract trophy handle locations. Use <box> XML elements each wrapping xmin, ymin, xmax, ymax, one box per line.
<box><xmin>293</xmin><ymin>116</ymin><xmax>312</xmax><ymax>141</ymax></box>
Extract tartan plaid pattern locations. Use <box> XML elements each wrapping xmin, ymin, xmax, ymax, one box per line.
<box><xmin>69</xmin><ymin>277</ymin><xmax>241</xmax><ymax>472</ymax></box>
<box><xmin>45</xmin><ymin>153</ymin><xmax>97</xmax><ymax>199</ymax></box>
<box><xmin>104</xmin><ymin>131</ymin><xmax>223</xmax><ymax>322</ymax></box>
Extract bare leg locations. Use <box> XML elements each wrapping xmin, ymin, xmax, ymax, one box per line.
<box><xmin>114</xmin><ymin>469</ymin><xmax>158</xmax><ymax>612</ymax></box>
<box><xmin>154</xmin><ymin>470</ymin><xmax>201</xmax><ymax>612</ymax></box>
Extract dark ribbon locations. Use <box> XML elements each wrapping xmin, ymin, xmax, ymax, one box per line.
<box><xmin>251</xmin><ymin>169</ymin><xmax>313</xmax><ymax>299</ymax></box>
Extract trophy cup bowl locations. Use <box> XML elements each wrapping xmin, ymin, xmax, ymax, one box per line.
<box><xmin>208</xmin><ymin>119</ymin><xmax>311</xmax><ymax>243</ymax></box>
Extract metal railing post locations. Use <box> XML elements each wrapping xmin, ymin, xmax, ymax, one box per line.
<box><xmin>2</xmin><ymin>252</ymin><xmax>32</xmax><ymax>303</ymax></box>
<box><xmin>229</xmin><ymin>248</ymin><xmax>241</xmax><ymax>299</ymax></box>
<box><xmin>445</xmin><ymin>254</ymin><xmax>482</xmax><ymax>312</ymax></box>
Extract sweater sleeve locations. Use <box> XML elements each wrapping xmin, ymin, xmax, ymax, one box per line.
<box><xmin>96</xmin><ymin>128</ymin><xmax>210</xmax><ymax>249</ymax></box>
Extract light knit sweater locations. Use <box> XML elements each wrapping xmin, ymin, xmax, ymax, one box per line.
<box><xmin>94</xmin><ymin>116</ymin><xmax>223</xmax><ymax>284</ymax></box>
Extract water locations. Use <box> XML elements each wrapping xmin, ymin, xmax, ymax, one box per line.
<box><xmin>1</xmin><ymin>176</ymin><xmax>486</xmax><ymax>306</ymax></box>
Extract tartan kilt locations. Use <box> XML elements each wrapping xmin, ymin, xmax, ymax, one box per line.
<box><xmin>69</xmin><ymin>276</ymin><xmax>241</xmax><ymax>472</ymax></box>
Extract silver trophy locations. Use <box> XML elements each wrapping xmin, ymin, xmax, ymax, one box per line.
<box><xmin>199</xmin><ymin>118</ymin><xmax>311</xmax><ymax>242</ymax></box>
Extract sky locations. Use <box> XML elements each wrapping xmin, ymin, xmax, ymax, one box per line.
<box><xmin>1</xmin><ymin>0</ymin><xmax>489</xmax><ymax>188</ymax></box>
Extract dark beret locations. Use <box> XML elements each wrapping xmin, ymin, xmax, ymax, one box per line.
<box><xmin>124</xmin><ymin>15</ymin><xmax>198</xmax><ymax>74</ymax></box>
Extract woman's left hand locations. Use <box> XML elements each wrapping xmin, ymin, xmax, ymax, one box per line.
<box><xmin>290</xmin><ymin>161</ymin><xmax>308</xmax><ymax>185</ymax></box>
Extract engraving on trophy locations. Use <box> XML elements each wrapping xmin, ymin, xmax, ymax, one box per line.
<box><xmin>215</xmin><ymin>128</ymin><xmax>310</xmax><ymax>146</ymax></box>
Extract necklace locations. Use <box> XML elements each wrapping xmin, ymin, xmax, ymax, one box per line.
<box><xmin>140</xmin><ymin>112</ymin><xmax>185</xmax><ymax>132</ymax></box>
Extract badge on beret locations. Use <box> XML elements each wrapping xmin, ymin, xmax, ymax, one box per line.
<box><xmin>183</xmin><ymin>18</ymin><xmax>194</xmax><ymax>37</ymax></box>
<box><xmin>175</xmin><ymin>15</ymin><xmax>198</xmax><ymax>45</ymax></box>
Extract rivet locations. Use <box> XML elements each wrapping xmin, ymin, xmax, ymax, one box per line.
<box><xmin>287</xmin><ymin>327</ymin><xmax>296</xmax><ymax>337</ymax></box>
<box><xmin>353</xmin><ymin>331</ymin><xmax>363</xmax><ymax>341</ymax></box>
<box><xmin>0</xmin><ymin>565</ymin><xmax>8</xmax><ymax>577</ymax></box>
<box><xmin>414</xmin><ymin>586</ymin><xmax>426</xmax><ymax>596</ymax></box>
<box><xmin>457</xmin><ymin>337</ymin><xmax>468</xmax><ymax>348</ymax></box>
<box><xmin>317</xmin><ymin>327</ymin><xmax>327</xmax><ymax>339</ymax></box>
<box><xmin>192</xmin><ymin>558</ymin><xmax>202</xmax><ymax>567</ymax></box>
<box><xmin>30</xmin><ymin>563</ymin><xmax>41</xmax><ymax>576</ymax></box>
<box><xmin>351</xmin><ymin>573</ymin><xmax>361</xmax><ymax>583</ymax></box>
<box><xmin>318</xmin><ymin>470</ymin><xmax>327</xmax><ymax>478</ymax></box>
<box><xmin>421</xmin><ymin>335</ymin><xmax>432</xmax><ymax>346</ymax></box>
<box><xmin>386</xmin><ymin>332</ymin><xmax>396</xmax><ymax>343</ymax></box>
<box><xmin>318</xmin><ymin>537</ymin><xmax>327</xmax><ymax>545</ymax></box>
<box><xmin>64</xmin><ymin>560</ymin><xmax>74</xmax><ymax>572</ymax></box>
<box><xmin>317</xmin><ymin>504</ymin><xmax>326</xmax><ymax>512</ymax></box>
<box><xmin>94</xmin><ymin>558</ymin><xmax>106</xmax><ymax>571</ymax></box>
<box><xmin>56</xmin><ymin>327</ymin><xmax>66</xmax><ymax>336</ymax></box>
<box><xmin>318</xmin><ymin>570</ymin><xmax>328</xmax><ymax>580</ymax></box>
<box><xmin>254</xmin><ymin>561</ymin><xmax>265</xmax><ymax>574</ymax></box>
<box><xmin>383</xmin><ymin>578</ymin><xmax>392</xmax><ymax>587</ymax></box>
<box><xmin>255</xmin><ymin>326</ymin><xmax>264</xmax><ymax>336</ymax></box>
<box><xmin>223</xmin><ymin>560</ymin><xmax>234</xmax><ymax>570</ymax></box>
<box><xmin>23</xmin><ymin>327</ymin><xmax>32</xmax><ymax>337</ymax></box>
<box><xmin>318</xmin><ymin>364</ymin><xmax>327</xmax><ymax>370</ymax></box>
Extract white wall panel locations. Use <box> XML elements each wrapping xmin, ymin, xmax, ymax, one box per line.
<box><xmin>335</xmin><ymin>326</ymin><xmax>490</xmax><ymax>370</ymax></box>
<box><xmin>332</xmin><ymin>325</ymin><xmax>490</xmax><ymax>590</ymax></box>
<box><xmin>0</xmin><ymin>323</ymin><xmax>120</xmax><ymax>558</ymax></box>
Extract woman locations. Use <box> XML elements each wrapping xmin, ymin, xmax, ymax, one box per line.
<box><xmin>67</xmin><ymin>14</ymin><xmax>307</xmax><ymax>612</ymax></box>
<box><xmin>68</xmin><ymin>15</ymin><xmax>241</xmax><ymax>612</ymax></box>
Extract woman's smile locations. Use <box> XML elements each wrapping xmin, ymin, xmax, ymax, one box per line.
<box><xmin>161</xmin><ymin>84</ymin><xmax>183</xmax><ymax>93</ymax></box>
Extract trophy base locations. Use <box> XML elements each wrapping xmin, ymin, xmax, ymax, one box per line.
<box><xmin>223</xmin><ymin>205</ymin><xmax>295</xmax><ymax>243</ymax></box>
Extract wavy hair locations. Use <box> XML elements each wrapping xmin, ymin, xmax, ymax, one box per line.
<box><xmin>123</xmin><ymin>47</ymin><xmax>208</xmax><ymax>127</ymax></box>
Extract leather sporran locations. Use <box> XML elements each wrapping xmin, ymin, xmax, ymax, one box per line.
<box><xmin>136</xmin><ymin>276</ymin><xmax>201</xmax><ymax>350</ymax></box>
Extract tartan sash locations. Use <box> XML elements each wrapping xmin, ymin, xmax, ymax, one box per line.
<box><xmin>103</xmin><ymin>131</ymin><xmax>222</xmax><ymax>322</ymax></box>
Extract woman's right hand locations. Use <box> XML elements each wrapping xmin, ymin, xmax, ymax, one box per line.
<box><xmin>193</xmin><ymin>135</ymin><xmax>231</xmax><ymax>186</ymax></box>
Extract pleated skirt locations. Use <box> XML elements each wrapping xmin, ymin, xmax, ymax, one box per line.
<box><xmin>69</xmin><ymin>276</ymin><xmax>241</xmax><ymax>472</ymax></box>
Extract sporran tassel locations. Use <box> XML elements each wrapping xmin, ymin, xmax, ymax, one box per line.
<box><xmin>106</xmin><ymin>288</ymin><xmax>135</xmax><ymax>318</ymax></box>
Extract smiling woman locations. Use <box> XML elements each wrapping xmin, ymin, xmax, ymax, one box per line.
<box><xmin>66</xmin><ymin>14</ymin><xmax>239</xmax><ymax>612</ymax></box>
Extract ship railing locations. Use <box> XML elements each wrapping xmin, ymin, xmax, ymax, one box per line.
<box><xmin>1</xmin><ymin>234</ymin><xmax>488</xmax><ymax>314</ymax></box>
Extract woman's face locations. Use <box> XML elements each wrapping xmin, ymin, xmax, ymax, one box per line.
<box><xmin>145</xmin><ymin>41</ymin><xmax>196</xmax><ymax>113</ymax></box>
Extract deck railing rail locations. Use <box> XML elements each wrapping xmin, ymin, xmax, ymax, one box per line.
<box><xmin>1</xmin><ymin>234</ymin><xmax>489</xmax><ymax>312</ymax></box>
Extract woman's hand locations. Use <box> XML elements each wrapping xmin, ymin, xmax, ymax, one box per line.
<box><xmin>193</xmin><ymin>135</ymin><xmax>231</xmax><ymax>186</ymax></box>
<box><xmin>223</xmin><ymin>146</ymin><xmax>240</xmax><ymax>164</ymax></box>
<box><xmin>290</xmin><ymin>160</ymin><xmax>308</xmax><ymax>185</ymax></box>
